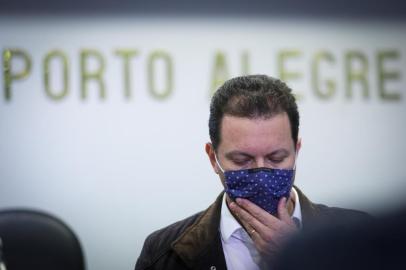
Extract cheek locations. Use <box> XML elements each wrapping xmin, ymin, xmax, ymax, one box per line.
<box><xmin>288</xmin><ymin>155</ymin><xmax>297</xmax><ymax>169</ymax></box>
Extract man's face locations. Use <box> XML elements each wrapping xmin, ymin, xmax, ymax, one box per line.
<box><xmin>206</xmin><ymin>112</ymin><xmax>301</xmax><ymax>186</ymax></box>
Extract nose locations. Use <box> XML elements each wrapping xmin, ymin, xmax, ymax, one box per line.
<box><xmin>254</xmin><ymin>158</ymin><xmax>266</xmax><ymax>168</ymax></box>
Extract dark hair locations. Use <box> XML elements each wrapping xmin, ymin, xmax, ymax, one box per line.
<box><xmin>209</xmin><ymin>74</ymin><xmax>299</xmax><ymax>150</ymax></box>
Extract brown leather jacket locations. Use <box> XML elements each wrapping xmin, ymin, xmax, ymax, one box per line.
<box><xmin>135</xmin><ymin>187</ymin><xmax>370</xmax><ymax>270</ymax></box>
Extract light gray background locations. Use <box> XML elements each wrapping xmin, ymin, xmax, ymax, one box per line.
<box><xmin>1</xmin><ymin>12</ymin><xmax>406</xmax><ymax>270</ymax></box>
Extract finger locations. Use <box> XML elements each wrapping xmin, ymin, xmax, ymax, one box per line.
<box><xmin>244</xmin><ymin>221</ymin><xmax>259</xmax><ymax>239</ymax></box>
<box><xmin>229</xmin><ymin>201</ymin><xmax>271</xmax><ymax>238</ymax></box>
<box><xmin>235</xmin><ymin>214</ymin><xmax>278</xmax><ymax>256</ymax></box>
<box><xmin>277</xmin><ymin>197</ymin><xmax>295</xmax><ymax>226</ymax></box>
<box><xmin>234</xmin><ymin>211</ymin><xmax>270</xmax><ymax>250</ymax></box>
<box><xmin>236</xmin><ymin>198</ymin><xmax>282</xmax><ymax>228</ymax></box>
<box><xmin>251</xmin><ymin>234</ymin><xmax>270</xmax><ymax>253</ymax></box>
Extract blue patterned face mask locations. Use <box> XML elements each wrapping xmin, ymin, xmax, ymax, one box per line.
<box><xmin>215</xmin><ymin>155</ymin><xmax>296</xmax><ymax>215</ymax></box>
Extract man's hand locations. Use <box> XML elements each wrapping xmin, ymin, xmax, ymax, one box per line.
<box><xmin>228</xmin><ymin>197</ymin><xmax>298</xmax><ymax>259</ymax></box>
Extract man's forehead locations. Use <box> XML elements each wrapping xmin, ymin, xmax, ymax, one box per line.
<box><xmin>220</xmin><ymin>113</ymin><xmax>291</xmax><ymax>132</ymax></box>
<box><xmin>218</xmin><ymin>113</ymin><xmax>294</xmax><ymax>153</ymax></box>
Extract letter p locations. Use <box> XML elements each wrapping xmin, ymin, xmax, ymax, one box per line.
<box><xmin>3</xmin><ymin>49</ymin><xmax>32</xmax><ymax>101</ymax></box>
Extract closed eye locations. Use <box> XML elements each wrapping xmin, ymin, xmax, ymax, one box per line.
<box><xmin>267</xmin><ymin>154</ymin><xmax>288</xmax><ymax>164</ymax></box>
<box><xmin>232</xmin><ymin>158</ymin><xmax>251</xmax><ymax>166</ymax></box>
<box><xmin>225</xmin><ymin>152</ymin><xmax>253</xmax><ymax>167</ymax></box>
<box><xmin>270</xmin><ymin>158</ymin><xmax>284</xmax><ymax>163</ymax></box>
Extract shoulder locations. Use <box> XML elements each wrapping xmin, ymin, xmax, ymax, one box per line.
<box><xmin>305</xmin><ymin>204</ymin><xmax>373</xmax><ymax>231</ymax></box>
<box><xmin>135</xmin><ymin>192</ymin><xmax>225</xmax><ymax>270</ymax></box>
<box><xmin>134</xmin><ymin>211</ymin><xmax>203</xmax><ymax>270</ymax></box>
<box><xmin>146</xmin><ymin>211</ymin><xmax>203</xmax><ymax>251</ymax></box>
<box><xmin>312</xmin><ymin>202</ymin><xmax>373</xmax><ymax>224</ymax></box>
<box><xmin>295</xmin><ymin>186</ymin><xmax>373</xmax><ymax>228</ymax></box>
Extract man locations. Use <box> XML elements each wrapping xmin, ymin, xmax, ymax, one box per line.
<box><xmin>135</xmin><ymin>75</ymin><xmax>369</xmax><ymax>270</ymax></box>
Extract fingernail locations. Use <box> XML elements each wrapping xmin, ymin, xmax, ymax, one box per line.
<box><xmin>281</xmin><ymin>197</ymin><xmax>286</xmax><ymax>205</ymax></box>
<box><xmin>236</xmin><ymin>198</ymin><xmax>242</xmax><ymax>204</ymax></box>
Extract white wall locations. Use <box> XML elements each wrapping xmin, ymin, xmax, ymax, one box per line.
<box><xmin>1</xmin><ymin>17</ymin><xmax>405</xmax><ymax>270</ymax></box>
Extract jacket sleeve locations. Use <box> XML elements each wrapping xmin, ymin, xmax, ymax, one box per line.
<box><xmin>134</xmin><ymin>234</ymin><xmax>155</xmax><ymax>270</ymax></box>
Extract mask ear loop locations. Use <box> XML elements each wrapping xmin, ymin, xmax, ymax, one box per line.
<box><xmin>291</xmin><ymin>151</ymin><xmax>299</xmax><ymax>187</ymax></box>
<box><xmin>214</xmin><ymin>153</ymin><xmax>225</xmax><ymax>173</ymax></box>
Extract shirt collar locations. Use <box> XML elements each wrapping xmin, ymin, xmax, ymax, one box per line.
<box><xmin>220</xmin><ymin>193</ymin><xmax>243</xmax><ymax>243</ymax></box>
<box><xmin>291</xmin><ymin>187</ymin><xmax>303</xmax><ymax>229</ymax></box>
<box><xmin>220</xmin><ymin>187</ymin><xmax>302</xmax><ymax>242</ymax></box>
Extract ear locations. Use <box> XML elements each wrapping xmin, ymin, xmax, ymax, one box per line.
<box><xmin>295</xmin><ymin>137</ymin><xmax>302</xmax><ymax>154</ymax></box>
<box><xmin>205</xmin><ymin>142</ymin><xmax>220</xmax><ymax>174</ymax></box>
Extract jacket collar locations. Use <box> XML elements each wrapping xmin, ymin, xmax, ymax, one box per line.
<box><xmin>294</xmin><ymin>186</ymin><xmax>320</xmax><ymax>228</ymax></box>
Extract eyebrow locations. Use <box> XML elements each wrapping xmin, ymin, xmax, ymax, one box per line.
<box><xmin>225</xmin><ymin>149</ymin><xmax>290</xmax><ymax>159</ymax></box>
<box><xmin>267</xmin><ymin>149</ymin><xmax>290</xmax><ymax>156</ymax></box>
<box><xmin>225</xmin><ymin>151</ymin><xmax>253</xmax><ymax>159</ymax></box>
